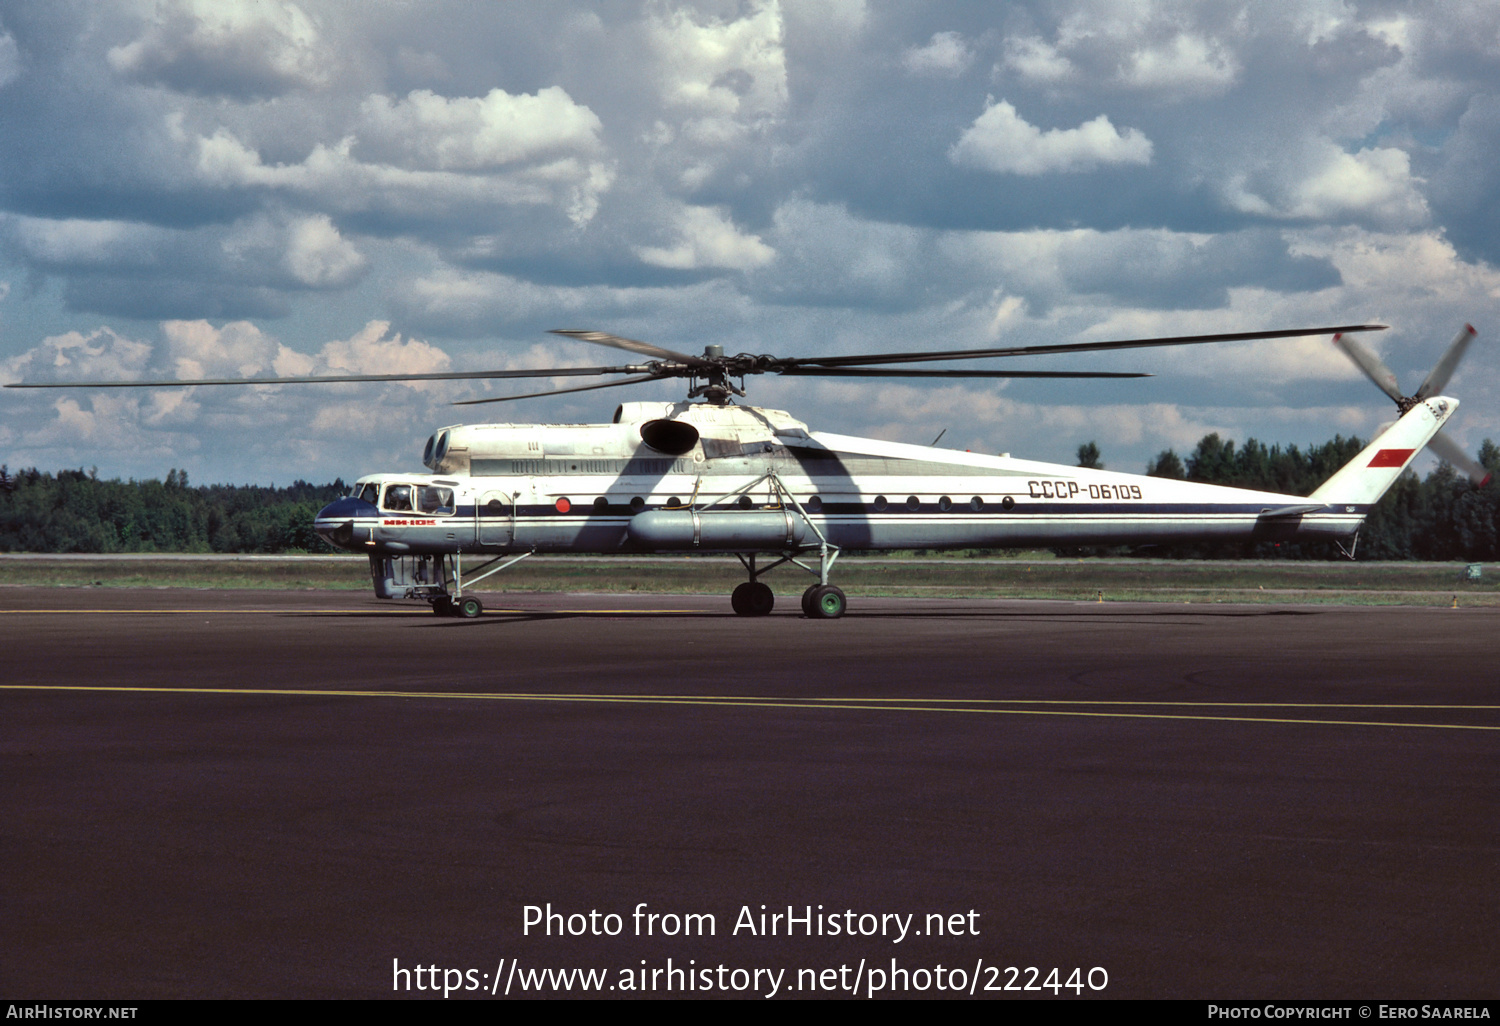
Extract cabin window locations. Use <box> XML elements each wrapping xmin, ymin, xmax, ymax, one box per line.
<box><xmin>417</xmin><ymin>486</ymin><xmax>455</xmax><ymax>515</ymax></box>
<box><xmin>805</xmin><ymin>495</ymin><xmax>823</xmax><ymax>513</ymax></box>
<box><xmin>383</xmin><ymin>484</ymin><xmax>414</xmax><ymax>511</ymax></box>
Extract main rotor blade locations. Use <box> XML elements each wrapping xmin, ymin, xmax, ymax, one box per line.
<box><xmin>777</xmin><ymin>368</ymin><xmax>1150</xmax><ymax>379</ymax></box>
<box><xmin>452</xmin><ymin>373</ymin><xmax>663</xmax><ymax>406</ymax></box>
<box><xmin>549</xmin><ymin>329</ymin><xmax>711</xmax><ymax>367</ymax></box>
<box><xmin>1414</xmin><ymin>324</ymin><xmax>1478</xmax><ymax>400</ymax></box>
<box><xmin>789</xmin><ymin>324</ymin><xmax>1387</xmax><ymax>369</ymax></box>
<box><xmin>1427</xmin><ymin>430</ymin><xmax>1492</xmax><ymax>486</ymax></box>
<box><xmin>4</xmin><ymin>366</ymin><xmax>647</xmax><ymax>388</ymax></box>
<box><xmin>1332</xmin><ymin>332</ymin><xmax>1403</xmax><ymax>402</ymax></box>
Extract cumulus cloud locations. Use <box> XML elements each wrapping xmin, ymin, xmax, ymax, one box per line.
<box><xmin>161</xmin><ymin>319</ymin><xmax>284</xmax><ymax>379</ymax></box>
<box><xmin>107</xmin><ymin>0</ymin><xmax>328</xmax><ymax>98</ymax></box>
<box><xmin>1120</xmin><ymin>33</ymin><xmax>1238</xmax><ymax>92</ymax></box>
<box><xmin>355</xmin><ymin>87</ymin><xmax>604</xmax><ymax>171</ymax></box>
<box><xmin>649</xmin><ymin>0</ymin><xmax>786</xmax><ymax>143</ymax></box>
<box><xmin>161</xmin><ymin>318</ymin><xmax>453</xmax><ymax>383</ymax></box>
<box><xmin>1225</xmin><ymin>143</ymin><xmax>1429</xmax><ymax>228</ymax></box>
<box><xmin>636</xmin><ymin>205</ymin><xmax>775</xmax><ymax>271</ymax></box>
<box><xmin>282</xmin><ymin>215</ymin><xmax>366</xmax><ymax>288</ymax></box>
<box><xmin>194</xmin><ymin>98</ymin><xmax>614</xmax><ymax>229</ymax></box>
<box><xmin>1001</xmin><ymin>36</ymin><xmax>1073</xmax><ymax>84</ymax></box>
<box><xmin>652</xmin><ymin>0</ymin><xmax>786</xmax><ymax>114</ymax></box>
<box><xmin>314</xmin><ymin>320</ymin><xmax>451</xmax><ymax>380</ymax></box>
<box><xmin>7</xmin><ymin>217</ymin><xmax>146</xmax><ymax>269</ymax></box>
<box><xmin>902</xmin><ymin>32</ymin><xmax>974</xmax><ymax>78</ymax></box>
<box><xmin>949</xmin><ymin>99</ymin><xmax>1152</xmax><ymax>175</ymax></box>
<box><xmin>3</xmin><ymin>328</ymin><xmax>152</xmax><ymax>385</ymax></box>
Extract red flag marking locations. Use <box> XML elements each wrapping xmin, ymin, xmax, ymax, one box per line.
<box><xmin>1368</xmin><ymin>448</ymin><xmax>1415</xmax><ymax>468</ymax></box>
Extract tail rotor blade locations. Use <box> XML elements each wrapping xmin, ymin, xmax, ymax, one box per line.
<box><xmin>1427</xmin><ymin>429</ymin><xmax>1493</xmax><ymax>486</ymax></box>
<box><xmin>1332</xmin><ymin>332</ymin><xmax>1404</xmax><ymax>402</ymax></box>
<box><xmin>1414</xmin><ymin>324</ymin><xmax>1478</xmax><ymax>400</ymax></box>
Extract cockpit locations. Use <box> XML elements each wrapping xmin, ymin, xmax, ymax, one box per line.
<box><xmin>352</xmin><ymin>479</ymin><xmax>456</xmax><ymax>515</ymax></box>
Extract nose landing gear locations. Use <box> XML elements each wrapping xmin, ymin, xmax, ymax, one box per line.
<box><xmin>431</xmin><ymin>595</ymin><xmax>483</xmax><ymax>618</ymax></box>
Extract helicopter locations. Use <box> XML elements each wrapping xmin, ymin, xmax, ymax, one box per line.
<box><xmin>6</xmin><ymin>323</ymin><xmax>1479</xmax><ymax>619</ymax></box>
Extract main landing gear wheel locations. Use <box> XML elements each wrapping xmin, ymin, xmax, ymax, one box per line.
<box><xmin>456</xmin><ymin>596</ymin><xmax>483</xmax><ymax>619</ymax></box>
<box><xmin>731</xmin><ymin>581</ymin><xmax>774</xmax><ymax>616</ymax></box>
<box><xmin>802</xmin><ymin>584</ymin><xmax>846</xmax><ymax>619</ymax></box>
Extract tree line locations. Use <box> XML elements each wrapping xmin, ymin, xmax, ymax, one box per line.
<box><xmin>2</xmin><ymin>433</ymin><xmax>1498</xmax><ymax>559</ymax></box>
<box><xmin>0</xmin><ymin>467</ymin><xmax>346</xmax><ymax>553</ymax></box>
<box><xmin>1076</xmin><ymin>434</ymin><xmax>1500</xmax><ymax>560</ymax></box>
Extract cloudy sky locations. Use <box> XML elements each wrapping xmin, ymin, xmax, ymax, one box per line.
<box><xmin>4</xmin><ymin>0</ymin><xmax>1500</xmax><ymax>485</ymax></box>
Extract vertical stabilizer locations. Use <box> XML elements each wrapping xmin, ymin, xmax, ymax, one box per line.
<box><xmin>1309</xmin><ymin>397</ymin><xmax>1458</xmax><ymax>505</ymax></box>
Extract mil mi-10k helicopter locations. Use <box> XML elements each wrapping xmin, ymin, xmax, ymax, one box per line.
<box><xmin>9</xmin><ymin>323</ymin><xmax>1482</xmax><ymax>618</ymax></box>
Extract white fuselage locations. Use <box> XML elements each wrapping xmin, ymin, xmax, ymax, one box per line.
<box><xmin>313</xmin><ymin>401</ymin><xmax>1374</xmax><ymax>558</ymax></box>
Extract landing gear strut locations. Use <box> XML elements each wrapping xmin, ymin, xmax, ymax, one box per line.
<box><xmin>422</xmin><ymin>549</ymin><xmax>534</xmax><ymax>617</ymax></box>
<box><xmin>725</xmin><ymin>473</ymin><xmax>847</xmax><ymax>618</ymax></box>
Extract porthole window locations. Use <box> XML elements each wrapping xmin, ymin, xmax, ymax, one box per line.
<box><xmin>938</xmin><ymin>496</ymin><xmax>953</xmax><ymax>512</ymax></box>
<box><xmin>970</xmin><ymin>496</ymin><xmax>984</xmax><ymax>512</ymax></box>
<box><xmin>593</xmin><ymin>497</ymin><xmax>609</xmax><ymax>511</ymax></box>
<box><xmin>1001</xmin><ymin>495</ymin><xmax>1016</xmax><ymax>511</ymax></box>
<box><xmin>554</xmin><ymin>497</ymin><xmax>572</xmax><ymax>513</ymax></box>
<box><xmin>806</xmin><ymin>495</ymin><xmax>823</xmax><ymax>513</ymax></box>
<box><xmin>906</xmin><ymin>495</ymin><xmax>921</xmax><ymax>511</ymax></box>
<box><xmin>737</xmin><ymin>495</ymin><xmax>753</xmax><ymax>510</ymax></box>
<box><xmin>630</xmin><ymin>496</ymin><xmax>645</xmax><ymax>512</ymax></box>
<box><xmin>667</xmin><ymin>496</ymin><xmax>682</xmax><ymax>508</ymax></box>
<box><xmin>873</xmin><ymin>495</ymin><xmax>888</xmax><ymax>512</ymax></box>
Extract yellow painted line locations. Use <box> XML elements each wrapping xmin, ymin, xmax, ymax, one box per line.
<box><xmin>3</xmin><ymin>685</ymin><xmax>1497</xmax><ymax>732</ymax></box>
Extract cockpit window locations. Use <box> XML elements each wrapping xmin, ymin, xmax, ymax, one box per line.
<box><xmin>357</xmin><ymin>482</ymin><xmax>380</xmax><ymax>505</ymax></box>
<box><xmin>382</xmin><ymin>484</ymin><xmax>414</xmax><ymax>511</ymax></box>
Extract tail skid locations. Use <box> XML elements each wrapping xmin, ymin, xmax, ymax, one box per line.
<box><xmin>1309</xmin><ymin>396</ymin><xmax>1458</xmax><ymax>506</ymax></box>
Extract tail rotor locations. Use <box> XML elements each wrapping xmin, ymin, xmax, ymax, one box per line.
<box><xmin>1332</xmin><ymin>325</ymin><xmax>1489</xmax><ymax>486</ymax></box>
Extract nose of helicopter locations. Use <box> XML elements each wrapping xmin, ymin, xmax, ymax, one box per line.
<box><xmin>314</xmin><ymin>495</ymin><xmax>380</xmax><ymax>550</ymax></box>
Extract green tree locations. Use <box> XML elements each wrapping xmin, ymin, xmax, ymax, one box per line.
<box><xmin>1145</xmin><ymin>450</ymin><xmax>1185</xmax><ymax>479</ymax></box>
